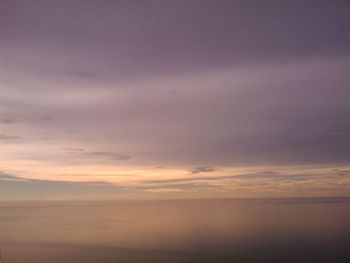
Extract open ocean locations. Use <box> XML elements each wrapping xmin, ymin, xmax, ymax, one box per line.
<box><xmin>0</xmin><ymin>198</ymin><xmax>349</xmax><ymax>263</ymax></box>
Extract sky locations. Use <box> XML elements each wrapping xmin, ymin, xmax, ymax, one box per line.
<box><xmin>0</xmin><ymin>0</ymin><xmax>350</xmax><ymax>200</ymax></box>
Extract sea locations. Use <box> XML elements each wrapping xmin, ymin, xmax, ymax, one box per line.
<box><xmin>0</xmin><ymin>198</ymin><xmax>349</xmax><ymax>262</ymax></box>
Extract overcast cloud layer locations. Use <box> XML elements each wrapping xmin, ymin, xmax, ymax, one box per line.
<box><xmin>1</xmin><ymin>0</ymin><xmax>350</xmax><ymax>199</ymax></box>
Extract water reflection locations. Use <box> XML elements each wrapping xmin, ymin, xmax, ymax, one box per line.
<box><xmin>0</xmin><ymin>198</ymin><xmax>349</xmax><ymax>262</ymax></box>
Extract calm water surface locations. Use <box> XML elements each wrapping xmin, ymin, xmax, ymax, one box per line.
<box><xmin>0</xmin><ymin>198</ymin><xmax>349</xmax><ymax>262</ymax></box>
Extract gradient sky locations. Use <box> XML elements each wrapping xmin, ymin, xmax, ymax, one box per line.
<box><xmin>1</xmin><ymin>0</ymin><xmax>350</xmax><ymax>200</ymax></box>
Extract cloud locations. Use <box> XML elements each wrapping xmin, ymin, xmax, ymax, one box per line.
<box><xmin>0</xmin><ymin>118</ymin><xmax>17</xmax><ymax>124</ymax></box>
<box><xmin>146</xmin><ymin>188</ymin><xmax>187</xmax><ymax>193</ymax></box>
<box><xmin>146</xmin><ymin>170</ymin><xmax>346</xmax><ymax>185</ymax></box>
<box><xmin>62</xmin><ymin>147</ymin><xmax>86</xmax><ymax>153</ymax></box>
<box><xmin>62</xmin><ymin>147</ymin><xmax>131</xmax><ymax>161</ymax></box>
<box><xmin>2</xmin><ymin>0</ymin><xmax>349</xmax><ymax>78</ymax></box>
<box><xmin>0</xmin><ymin>172</ymin><xmax>28</xmax><ymax>182</ymax></box>
<box><xmin>0</xmin><ymin>0</ymin><xmax>349</xmax><ymax>199</ymax></box>
<box><xmin>190</xmin><ymin>166</ymin><xmax>217</xmax><ymax>174</ymax></box>
<box><xmin>145</xmin><ymin>173</ymin><xmax>272</xmax><ymax>185</ymax></box>
<box><xmin>0</xmin><ymin>134</ymin><xmax>21</xmax><ymax>141</ymax></box>
<box><xmin>86</xmin><ymin>152</ymin><xmax>131</xmax><ymax>161</ymax></box>
<box><xmin>0</xmin><ymin>171</ymin><xmax>110</xmax><ymax>185</ymax></box>
<box><xmin>0</xmin><ymin>177</ymin><xmax>28</xmax><ymax>182</ymax></box>
<box><xmin>67</xmin><ymin>70</ymin><xmax>100</xmax><ymax>80</ymax></box>
<box><xmin>139</xmin><ymin>169</ymin><xmax>350</xmax><ymax>196</ymax></box>
<box><xmin>40</xmin><ymin>115</ymin><xmax>52</xmax><ymax>121</ymax></box>
<box><xmin>0</xmin><ymin>171</ymin><xmax>122</xmax><ymax>200</ymax></box>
